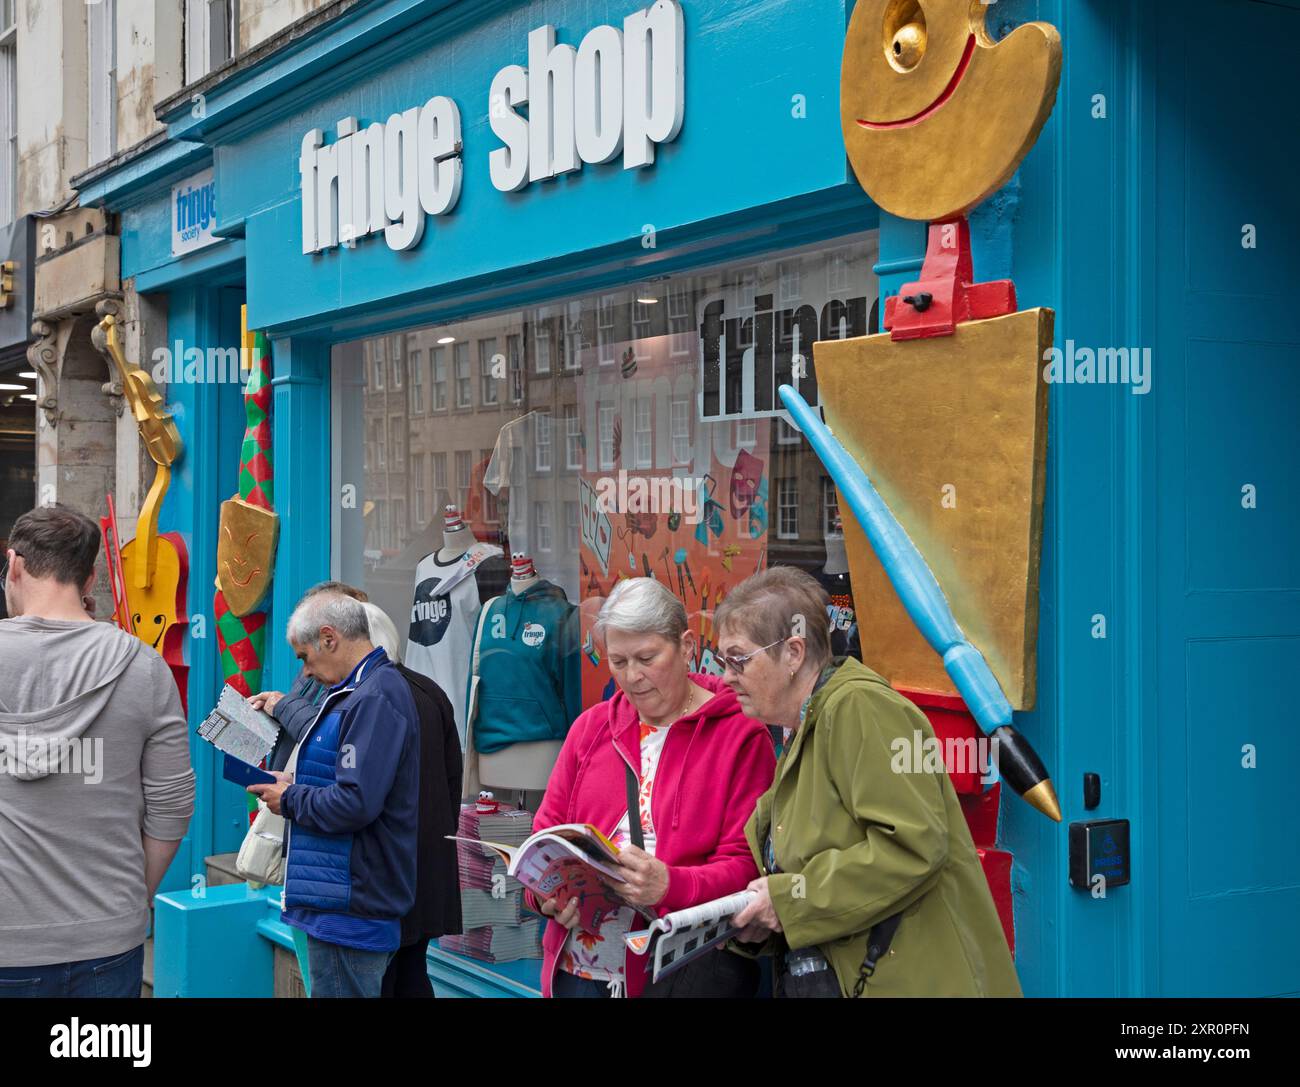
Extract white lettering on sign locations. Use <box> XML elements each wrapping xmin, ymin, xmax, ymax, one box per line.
<box><xmin>489</xmin><ymin>0</ymin><xmax>686</xmax><ymax>192</ymax></box>
<box><xmin>171</xmin><ymin>169</ymin><xmax>218</xmax><ymax>257</ymax></box>
<box><xmin>299</xmin><ymin>96</ymin><xmax>463</xmax><ymax>255</ymax></box>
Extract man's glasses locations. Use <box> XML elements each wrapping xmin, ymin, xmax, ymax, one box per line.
<box><xmin>718</xmin><ymin>638</ymin><xmax>787</xmax><ymax>675</ymax></box>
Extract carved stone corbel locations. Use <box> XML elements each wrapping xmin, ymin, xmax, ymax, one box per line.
<box><xmin>92</xmin><ymin>297</ymin><xmax>126</xmax><ymax>417</ymax></box>
<box><xmin>26</xmin><ymin>318</ymin><xmax>59</xmax><ymax>428</ymax></box>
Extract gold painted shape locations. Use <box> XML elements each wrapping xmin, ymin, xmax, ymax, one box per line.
<box><xmin>841</xmin><ymin>0</ymin><xmax>1062</xmax><ymax>222</ymax></box>
<box><xmin>815</xmin><ymin>307</ymin><xmax>1052</xmax><ymax>709</ymax></box>
<box><xmin>216</xmin><ymin>496</ymin><xmax>280</xmax><ymax>617</ymax></box>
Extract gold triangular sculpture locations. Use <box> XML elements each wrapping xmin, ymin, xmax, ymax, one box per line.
<box><xmin>814</xmin><ymin>307</ymin><xmax>1051</xmax><ymax>709</ymax></box>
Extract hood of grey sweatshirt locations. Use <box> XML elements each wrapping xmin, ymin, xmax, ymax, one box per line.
<box><xmin>0</xmin><ymin>617</ymin><xmax>142</xmax><ymax>779</ymax></box>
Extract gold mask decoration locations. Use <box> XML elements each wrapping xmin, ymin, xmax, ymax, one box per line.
<box><xmin>215</xmin><ymin>496</ymin><xmax>280</xmax><ymax>617</ymax></box>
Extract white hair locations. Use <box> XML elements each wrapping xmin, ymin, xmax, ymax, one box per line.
<box><xmin>362</xmin><ymin>601</ymin><xmax>401</xmax><ymax>662</ymax></box>
<box><xmin>286</xmin><ymin>591</ymin><xmax>370</xmax><ymax>649</ymax></box>
<box><xmin>593</xmin><ymin>577</ymin><xmax>687</xmax><ymax>644</ymax></box>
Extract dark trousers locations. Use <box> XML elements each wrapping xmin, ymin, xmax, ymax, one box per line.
<box><xmin>381</xmin><ymin>938</ymin><xmax>434</xmax><ymax>998</ymax></box>
<box><xmin>553</xmin><ymin>970</ymin><xmax>614</xmax><ymax>998</ymax></box>
<box><xmin>0</xmin><ymin>944</ymin><xmax>144</xmax><ymax>998</ymax></box>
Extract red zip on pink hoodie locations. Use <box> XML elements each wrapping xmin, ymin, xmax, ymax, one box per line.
<box><xmin>525</xmin><ymin>673</ymin><xmax>776</xmax><ymax>998</ymax></box>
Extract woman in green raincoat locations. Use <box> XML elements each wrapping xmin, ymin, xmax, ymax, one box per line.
<box><xmin>721</xmin><ymin>566</ymin><xmax>1021</xmax><ymax>998</ymax></box>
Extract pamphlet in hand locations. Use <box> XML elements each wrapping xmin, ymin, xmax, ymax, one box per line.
<box><xmin>624</xmin><ymin>890</ymin><xmax>757</xmax><ymax>983</ymax></box>
<box><xmin>197</xmin><ymin>684</ymin><xmax>280</xmax><ymax>766</ymax></box>
<box><xmin>447</xmin><ymin>823</ymin><xmax>640</xmax><ymax>935</ymax></box>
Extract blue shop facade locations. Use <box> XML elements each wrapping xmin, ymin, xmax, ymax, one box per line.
<box><xmin>73</xmin><ymin>0</ymin><xmax>1300</xmax><ymax>999</ymax></box>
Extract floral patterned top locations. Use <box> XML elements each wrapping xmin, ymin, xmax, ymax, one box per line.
<box><xmin>558</xmin><ymin>721</ymin><xmax>670</xmax><ymax>988</ymax></box>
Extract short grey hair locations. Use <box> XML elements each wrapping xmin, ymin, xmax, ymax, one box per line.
<box><xmin>287</xmin><ymin>590</ymin><xmax>371</xmax><ymax>649</ymax></box>
<box><xmin>593</xmin><ymin>577</ymin><xmax>687</xmax><ymax>644</ymax></box>
<box><xmin>362</xmin><ymin>601</ymin><xmax>401</xmax><ymax>662</ymax></box>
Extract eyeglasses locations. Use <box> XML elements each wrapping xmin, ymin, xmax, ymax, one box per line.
<box><xmin>718</xmin><ymin>638</ymin><xmax>787</xmax><ymax>675</ymax></box>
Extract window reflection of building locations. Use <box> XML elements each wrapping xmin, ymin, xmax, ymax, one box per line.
<box><xmin>339</xmin><ymin>233</ymin><xmax>878</xmax><ymax>645</ymax></box>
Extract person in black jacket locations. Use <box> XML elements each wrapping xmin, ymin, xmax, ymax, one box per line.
<box><xmin>384</xmin><ymin>661</ymin><xmax>463</xmax><ymax>997</ymax></box>
<box><xmin>251</xmin><ymin>588</ymin><xmax>463</xmax><ymax>997</ymax></box>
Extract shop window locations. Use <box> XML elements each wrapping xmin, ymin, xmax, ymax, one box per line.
<box><xmin>564</xmin><ymin>502</ymin><xmax>580</xmax><ymax>554</ymax></box>
<box><xmin>563</xmin><ymin>302</ymin><xmax>584</xmax><ymax>370</ymax></box>
<box><xmin>598</xmin><ymin>405</ymin><xmax>616</xmax><ymax>471</ymax></box>
<box><xmin>535</xmin><ymin>318</ymin><xmax>553</xmax><ymax>374</ymax></box>
<box><xmin>822</xmin><ymin>477</ymin><xmax>840</xmax><ymax>537</ymax></box>
<box><xmin>481</xmin><ymin>449</ymin><xmax>500</xmax><ymax>524</ymax></box>
<box><xmin>431</xmin><ymin>347</ymin><xmax>447</xmax><ymax>410</ymax></box>
<box><xmin>534</xmin><ymin>502</ymin><xmax>553</xmax><ymax>553</ymax></box>
<box><xmin>454</xmin><ymin>343</ymin><xmax>471</xmax><ymax>408</ymax></box>
<box><xmin>392</xmin><ymin>499</ymin><xmax>406</xmax><ymax>546</ymax></box>
<box><xmin>507</xmin><ymin>334</ymin><xmax>524</xmax><ymax>403</ymax></box>
<box><xmin>432</xmin><ymin>452</ymin><xmax>449</xmax><ymax>511</ymax></box>
<box><xmin>563</xmin><ymin>404</ymin><xmax>582</xmax><ymax>470</ymax></box>
<box><xmin>633</xmin><ymin>398</ymin><xmax>652</xmax><ymax>469</ymax></box>
<box><xmin>390</xmin><ymin>338</ymin><xmax>403</xmax><ymax>389</ymax></box>
<box><xmin>597</xmin><ymin>295</ymin><xmax>617</xmax><ymax>366</ymax></box>
<box><xmin>535</xmin><ymin>411</ymin><xmax>552</xmax><ymax>473</ymax></box>
<box><xmin>670</xmin><ymin>398</ymin><xmax>691</xmax><ymax>465</ymax></box>
<box><xmin>479</xmin><ymin>338</ymin><xmax>499</xmax><ymax>406</ymax></box>
<box><xmin>408</xmin><ymin>349</ymin><xmax>424</xmax><ymax>414</ymax></box>
<box><xmin>455</xmin><ymin>450</ymin><xmax>472</xmax><ymax>513</ymax></box>
<box><xmin>389</xmin><ymin>416</ymin><xmax>404</xmax><ymax>466</ymax></box>
<box><xmin>668</xmin><ymin>286</ymin><xmax>692</xmax><ymax>358</ymax></box>
<box><xmin>737</xmin><ymin>266</ymin><xmax>758</xmax><ymax>319</ymax></box>
<box><xmin>88</xmin><ymin>0</ymin><xmax>117</xmax><ymax>167</ymax></box>
<box><xmin>185</xmin><ymin>0</ymin><xmax>238</xmax><ymax>85</ymax></box>
<box><xmin>412</xmin><ymin>453</ymin><xmax>426</xmax><ymax>527</ymax></box>
<box><xmin>330</xmin><ymin>230</ymin><xmax>877</xmax><ymax>662</ymax></box>
<box><xmin>777</xmin><ymin>478</ymin><xmax>799</xmax><ymax>540</ymax></box>
<box><xmin>779</xmin><ymin>260</ymin><xmax>802</xmax><ymax>306</ymax></box>
<box><xmin>829</xmin><ymin>248</ymin><xmax>852</xmax><ymax>294</ymax></box>
<box><xmin>0</xmin><ymin>4</ymin><xmax>15</xmax><ymax>228</ymax></box>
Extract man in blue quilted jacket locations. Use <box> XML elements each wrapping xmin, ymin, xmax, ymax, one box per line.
<box><xmin>249</xmin><ymin>590</ymin><xmax>420</xmax><ymax>998</ymax></box>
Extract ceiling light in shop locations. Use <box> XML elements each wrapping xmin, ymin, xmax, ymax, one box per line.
<box><xmin>437</xmin><ymin>336</ymin><xmax>455</xmax><ymax>344</ymax></box>
<box><xmin>636</xmin><ymin>297</ymin><xmax>660</xmax><ymax>305</ymax></box>
<box><xmin>20</xmin><ymin>394</ymin><xmax>36</xmax><ymax>401</ymax></box>
<box><xmin>0</xmin><ymin>383</ymin><xmax>28</xmax><ymax>391</ymax></box>
<box><xmin>18</xmin><ymin>372</ymin><xmax>37</xmax><ymax>379</ymax></box>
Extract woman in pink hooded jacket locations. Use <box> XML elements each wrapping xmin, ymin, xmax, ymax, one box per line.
<box><xmin>525</xmin><ymin>577</ymin><xmax>776</xmax><ymax>998</ymax></box>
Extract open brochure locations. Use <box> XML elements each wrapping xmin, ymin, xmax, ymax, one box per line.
<box><xmin>197</xmin><ymin>684</ymin><xmax>279</xmax><ymax>766</ymax></box>
<box><xmin>448</xmin><ymin>823</ymin><xmax>645</xmax><ymax>935</ymax></box>
<box><xmin>624</xmin><ymin>890</ymin><xmax>757</xmax><ymax>983</ymax></box>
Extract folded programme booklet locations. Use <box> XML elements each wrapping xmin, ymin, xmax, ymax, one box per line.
<box><xmin>624</xmin><ymin>890</ymin><xmax>757</xmax><ymax>983</ymax></box>
<box><xmin>197</xmin><ymin>684</ymin><xmax>279</xmax><ymax>766</ymax></box>
<box><xmin>447</xmin><ymin>823</ymin><xmax>642</xmax><ymax>935</ymax></box>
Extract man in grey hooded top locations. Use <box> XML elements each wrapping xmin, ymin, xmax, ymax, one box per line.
<box><xmin>0</xmin><ymin>504</ymin><xmax>195</xmax><ymax>997</ymax></box>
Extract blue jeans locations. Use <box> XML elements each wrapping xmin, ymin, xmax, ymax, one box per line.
<box><xmin>0</xmin><ymin>944</ymin><xmax>144</xmax><ymax>998</ymax></box>
<box><xmin>306</xmin><ymin>936</ymin><xmax>393</xmax><ymax>998</ymax></box>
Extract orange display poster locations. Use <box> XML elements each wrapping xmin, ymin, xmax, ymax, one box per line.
<box><xmin>576</xmin><ymin>336</ymin><xmax>770</xmax><ymax>708</ymax></box>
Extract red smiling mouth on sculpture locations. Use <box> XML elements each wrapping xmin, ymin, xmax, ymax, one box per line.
<box><xmin>857</xmin><ymin>33</ymin><xmax>977</xmax><ymax>130</ymax></box>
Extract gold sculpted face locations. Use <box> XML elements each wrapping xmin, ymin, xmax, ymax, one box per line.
<box><xmin>841</xmin><ymin>0</ymin><xmax>1062</xmax><ymax>222</ymax></box>
<box><xmin>216</xmin><ymin>497</ymin><xmax>280</xmax><ymax>617</ymax></box>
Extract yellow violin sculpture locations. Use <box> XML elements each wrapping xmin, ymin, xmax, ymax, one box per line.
<box><xmin>96</xmin><ymin>314</ymin><xmax>190</xmax><ymax>710</ymax></box>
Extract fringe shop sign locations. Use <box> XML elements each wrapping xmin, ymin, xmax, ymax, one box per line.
<box><xmin>299</xmin><ymin>1</ymin><xmax>685</xmax><ymax>255</ymax></box>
